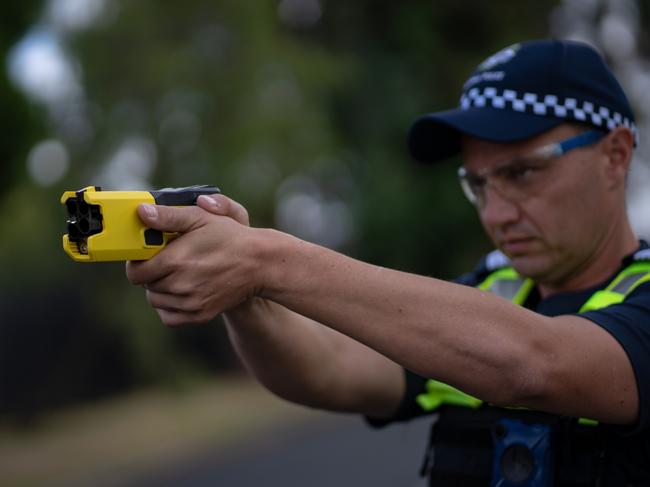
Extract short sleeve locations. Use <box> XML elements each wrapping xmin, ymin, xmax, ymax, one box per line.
<box><xmin>365</xmin><ymin>369</ymin><xmax>430</xmax><ymax>428</ymax></box>
<box><xmin>579</xmin><ymin>281</ymin><xmax>650</xmax><ymax>433</ymax></box>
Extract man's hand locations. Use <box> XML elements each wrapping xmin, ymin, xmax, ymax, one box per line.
<box><xmin>125</xmin><ymin>194</ymin><xmax>259</xmax><ymax>326</ymax></box>
<box><xmin>196</xmin><ymin>193</ymin><xmax>250</xmax><ymax>226</ymax></box>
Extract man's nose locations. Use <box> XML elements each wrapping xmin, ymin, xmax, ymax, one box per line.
<box><xmin>479</xmin><ymin>184</ymin><xmax>521</xmax><ymax>227</ymax></box>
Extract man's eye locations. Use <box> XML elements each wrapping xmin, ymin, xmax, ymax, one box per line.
<box><xmin>467</xmin><ymin>176</ymin><xmax>487</xmax><ymax>190</ymax></box>
<box><xmin>503</xmin><ymin>165</ymin><xmax>535</xmax><ymax>182</ymax></box>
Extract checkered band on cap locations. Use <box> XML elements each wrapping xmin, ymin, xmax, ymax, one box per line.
<box><xmin>460</xmin><ymin>86</ymin><xmax>639</xmax><ymax>145</ymax></box>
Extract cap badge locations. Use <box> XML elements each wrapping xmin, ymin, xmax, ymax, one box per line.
<box><xmin>477</xmin><ymin>43</ymin><xmax>520</xmax><ymax>71</ymax></box>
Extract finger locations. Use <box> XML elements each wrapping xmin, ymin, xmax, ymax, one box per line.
<box><xmin>137</xmin><ymin>204</ymin><xmax>206</xmax><ymax>233</ymax></box>
<box><xmin>155</xmin><ymin>308</ymin><xmax>195</xmax><ymax>327</ymax></box>
<box><xmin>197</xmin><ymin>194</ymin><xmax>250</xmax><ymax>226</ymax></box>
<box><xmin>142</xmin><ymin>274</ymin><xmax>191</xmax><ymax>295</ymax></box>
<box><xmin>147</xmin><ymin>290</ymin><xmax>200</xmax><ymax>312</ymax></box>
<box><xmin>155</xmin><ymin>308</ymin><xmax>212</xmax><ymax>326</ymax></box>
<box><xmin>126</xmin><ymin>258</ymin><xmax>173</xmax><ymax>286</ymax></box>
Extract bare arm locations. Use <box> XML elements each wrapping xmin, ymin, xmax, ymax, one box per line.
<box><xmin>129</xmin><ymin>195</ymin><xmax>404</xmax><ymax>418</ymax></box>
<box><xmin>224</xmin><ymin>298</ymin><xmax>404</xmax><ymax>418</ymax></box>
<box><xmin>126</xmin><ymin>196</ymin><xmax>638</xmax><ymax>424</ymax></box>
<box><xmin>256</xmin><ymin>231</ymin><xmax>638</xmax><ymax>424</ymax></box>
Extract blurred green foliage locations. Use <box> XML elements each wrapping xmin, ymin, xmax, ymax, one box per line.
<box><xmin>0</xmin><ymin>0</ymin><xmax>559</xmax><ymax>422</ymax></box>
<box><xmin>0</xmin><ymin>1</ymin><xmax>43</xmax><ymax>195</ymax></box>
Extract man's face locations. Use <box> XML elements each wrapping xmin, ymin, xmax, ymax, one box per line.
<box><xmin>460</xmin><ymin>124</ymin><xmax>615</xmax><ymax>286</ymax></box>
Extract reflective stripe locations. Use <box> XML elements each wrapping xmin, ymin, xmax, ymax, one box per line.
<box><xmin>611</xmin><ymin>272</ymin><xmax>649</xmax><ymax>294</ymax></box>
<box><xmin>632</xmin><ymin>272</ymin><xmax>650</xmax><ymax>293</ymax></box>
<box><xmin>580</xmin><ymin>261</ymin><xmax>650</xmax><ymax>313</ymax></box>
<box><xmin>477</xmin><ymin>267</ymin><xmax>518</xmax><ymax>291</ymax></box>
<box><xmin>579</xmin><ymin>290</ymin><xmax>624</xmax><ymax>312</ymax></box>
<box><xmin>416</xmin><ymin>380</ymin><xmax>482</xmax><ymax>411</ymax></box>
<box><xmin>489</xmin><ymin>279</ymin><xmax>522</xmax><ymax>300</ymax></box>
<box><xmin>477</xmin><ymin>268</ymin><xmax>534</xmax><ymax>305</ymax></box>
<box><xmin>512</xmin><ymin>279</ymin><xmax>535</xmax><ymax>305</ymax></box>
<box><xmin>578</xmin><ymin>418</ymin><xmax>599</xmax><ymax>426</ymax></box>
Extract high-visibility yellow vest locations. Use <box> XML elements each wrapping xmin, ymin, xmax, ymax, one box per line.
<box><xmin>416</xmin><ymin>253</ymin><xmax>650</xmax><ymax>421</ymax></box>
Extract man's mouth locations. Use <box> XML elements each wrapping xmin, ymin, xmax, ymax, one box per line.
<box><xmin>500</xmin><ymin>237</ymin><xmax>537</xmax><ymax>255</ymax></box>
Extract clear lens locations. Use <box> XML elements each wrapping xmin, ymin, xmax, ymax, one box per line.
<box><xmin>456</xmin><ymin>131</ymin><xmax>604</xmax><ymax>208</ymax></box>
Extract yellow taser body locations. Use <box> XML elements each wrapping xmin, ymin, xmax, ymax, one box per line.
<box><xmin>61</xmin><ymin>185</ymin><xmax>219</xmax><ymax>262</ymax></box>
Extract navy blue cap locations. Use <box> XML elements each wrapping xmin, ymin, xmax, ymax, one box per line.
<box><xmin>409</xmin><ymin>39</ymin><xmax>638</xmax><ymax>163</ymax></box>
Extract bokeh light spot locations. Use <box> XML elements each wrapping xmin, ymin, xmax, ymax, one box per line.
<box><xmin>27</xmin><ymin>139</ymin><xmax>70</xmax><ymax>186</ymax></box>
<box><xmin>278</xmin><ymin>0</ymin><xmax>322</xmax><ymax>28</ymax></box>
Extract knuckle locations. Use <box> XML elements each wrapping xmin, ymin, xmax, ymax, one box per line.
<box><xmin>159</xmin><ymin>206</ymin><xmax>178</xmax><ymax>227</ymax></box>
<box><xmin>145</xmin><ymin>290</ymin><xmax>159</xmax><ymax>307</ymax></box>
<box><xmin>185</xmin><ymin>296</ymin><xmax>203</xmax><ymax>313</ymax></box>
<box><xmin>166</xmin><ymin>253</ymin><xmax>186</xmax><ymax>275</ymax></box>
<box><xmin>165</xmin><ymin>281</ymin><xmax>188</xmax><ymax>296</ymax></box>
<box><xmin>159</xmin><ymin>245</ymin><xmax>183</xmax><ymax>271</ymax></box>
<box><xmin>163</xmin><ymin>318</ymin><xmax>179</xmax><ymax>328</ymax></box>
<box><xmin>158</xmin><ymin>308</ymin><xmax>181</xmax><ymax>327</ymax></box>
<box><xmin>188</xmin><ymin>205</ymin><xmax>205</xmax><ymax>222</ymax></box>
<box><xmin>195</xmin><ymin>312</ymin><xmax>213</xmax><ymax>324</ymax></box>
<box><xmin>125</xmin><ymin>262</ymin><xmax>143</xmax><ymax>284</ymax></box>
<box><xmin>162</xmin><ymin>205</ymin><xmax>200</xmax><ymax>231</ymax></box>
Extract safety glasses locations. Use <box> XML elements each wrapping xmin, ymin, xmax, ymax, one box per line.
<box><xmin>458</xmin><ymin>130</ymin><xmax>605</xmax><ymax>207</ymax></box>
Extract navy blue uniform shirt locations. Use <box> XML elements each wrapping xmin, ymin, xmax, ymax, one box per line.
<box><xmin>370</xmin><ymin>241</ymin><xmax>650</xmax><ymax>479</ymax></box>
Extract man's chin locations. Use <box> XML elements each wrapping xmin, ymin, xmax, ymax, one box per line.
<box><xmin>507</xmin><ymin>254</ymin><xmax>551</xmax><ymax>280</ymax></box>
<box><xmin>496</xmin><ymin>239</ymin><xmax>554</xmax><ymax>279</ymax></box>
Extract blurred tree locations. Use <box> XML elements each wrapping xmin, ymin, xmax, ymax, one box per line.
<box><xmin>311</xmin><ymin>0</ymin><xmax>560</xmax><ymax>276</ymax></box>
<box><xmin>1</xmin><ymin>0</ymin><xmax>563</xmax><ymax>420</ymax></box>
<box><xmin>0</xmin><ymin>1</ymin><xmax>43</xmax><ymax>196</ymax></box>
<box><xmin>68</xmin><ymin>0</ymin><xmax>559</xmax><ymax>276</ymax></box>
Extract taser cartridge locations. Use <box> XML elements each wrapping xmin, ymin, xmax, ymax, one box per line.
<box><xmin>61</xmin><ymin>185</ymin><xmax>220</xmax><ymax>262</ymax></box>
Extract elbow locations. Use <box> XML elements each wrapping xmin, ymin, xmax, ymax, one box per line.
<box><xmin>507</xmin><ymin>364</ymin><xmax>551</xmax><ymax>409</ymax></box>
<box><xmin>489</xmin><ymin>340</ymin><xmax>554</xmax><ymax>409</ymax></box>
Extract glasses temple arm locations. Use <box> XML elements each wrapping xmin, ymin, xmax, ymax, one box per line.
<box><xmin>556</xmin><ymin>130</ymin><xmax>605</xmax><ymax>155</ymax></box>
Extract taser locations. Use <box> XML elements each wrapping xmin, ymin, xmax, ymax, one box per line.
<box><xmin>61</xmin><ymin>185</ymin><xmax>220</xmax><ymax>262</ymax></box>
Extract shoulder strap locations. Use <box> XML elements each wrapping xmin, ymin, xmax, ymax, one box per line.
<box><xmin>580</xmin><ymin>260</ymin><xmax>650</xmax><ymax>312</ymax></box>
<box><xmin>477</xmin><ymin>267</ymin><xmax>535</xmax><ymax>305</ymax></box>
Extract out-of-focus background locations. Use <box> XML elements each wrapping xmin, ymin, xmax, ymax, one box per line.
<box><xmin>1</xmin><ymin>1</ymin><xmax>649</xmax><ymax>485</ymax></box>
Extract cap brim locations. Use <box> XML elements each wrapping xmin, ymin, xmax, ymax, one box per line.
<box><xmin>408</xmin><ymin>108</ymin><xmax>563</xmax><ymax>163</ymax></box>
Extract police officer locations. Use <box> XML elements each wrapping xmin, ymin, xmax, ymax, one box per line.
<box><xmin>126</xmin><ymin>40</ymin><xmax>650</xmax><ymax>485</ymax></box>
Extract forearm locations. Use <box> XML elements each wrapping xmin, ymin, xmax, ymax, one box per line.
<box><xmin>224</xmin><ymin>297</ymin><xmax>404</xmax><ymax>417</ymax></box>
<box><xmin>126</xmin><ymin>196</ymin><xmax>637</xmax><ymax>423</ymax></box>
<box><xmin>256</xmin><ymin>229</ymin><xmax>548</xmax><ymax>407</ymax></box>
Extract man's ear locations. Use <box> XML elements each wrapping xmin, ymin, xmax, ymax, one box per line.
<box><xmin>601</xmin><ymin>127</ymin><xmax>634</xmax><ymax>189</ymax></box>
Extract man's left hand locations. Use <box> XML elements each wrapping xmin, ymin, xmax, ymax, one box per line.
<box><xmin>125</xmin><ymin>195</ymin><xmax>260</xmax><ymax>326</ymax></box>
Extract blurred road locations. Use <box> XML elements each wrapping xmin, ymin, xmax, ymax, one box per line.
<box><xmin>124</xmin><ymin>412</ymin><xmax>432</xmax><ymax>487</ymax></box>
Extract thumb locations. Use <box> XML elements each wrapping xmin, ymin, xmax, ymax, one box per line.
<box><xmin>197</xmin><ymin>194</ymin><xmax>250</xmax><ymax>226</ymax></box>
<box><xmin>137</xmin><ymin>204</ymin><xmax>205</xmax><ymax>233</ymax></box>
